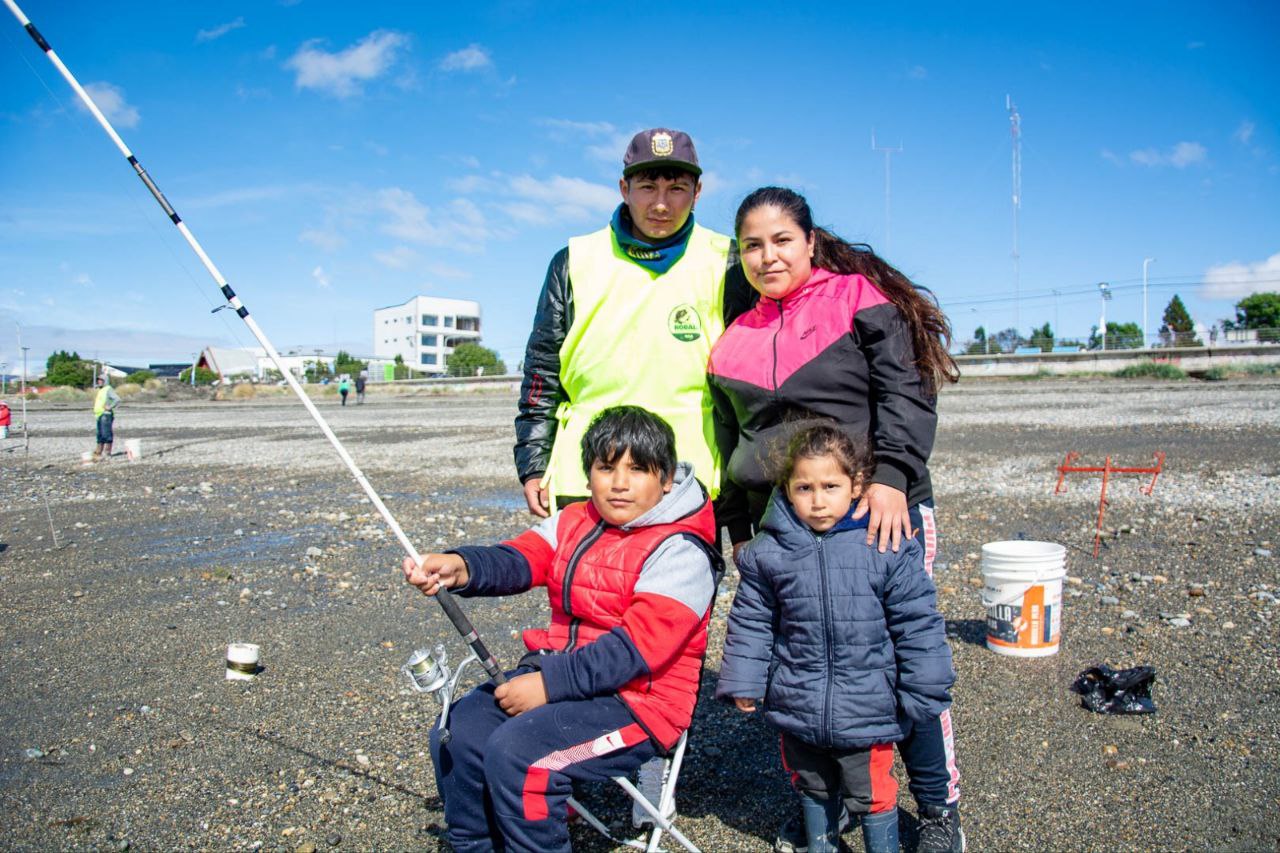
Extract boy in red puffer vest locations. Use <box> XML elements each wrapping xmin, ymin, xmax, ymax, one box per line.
<box><xmin>403</xmin><ymin>405</ymin><xmax>721</xmax><ymax>853</ymax></box>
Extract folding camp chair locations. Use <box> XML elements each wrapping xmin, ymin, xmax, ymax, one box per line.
<box><xmin>566</xmin><ymin>729</ymin><xmax>699</xmax><ymax>853</ymax></box>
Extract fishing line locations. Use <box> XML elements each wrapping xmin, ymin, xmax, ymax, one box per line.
<box><xmin>5</xmin><ymin>0</ymin><xmax>506</xmax><ymax>685</ymax></box>
<box><xmin>8</xmin><ymin>322</ymin><xmax>62</xmax><ymax>548</ymax></box>
<box><xmin>0</xmin><ymin>19</ymin><xmax>258</xmax><ymax>357</ymax></box>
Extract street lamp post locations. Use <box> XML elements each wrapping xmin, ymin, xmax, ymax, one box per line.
<box><xmin>1142</xmin><ymin>257</ymin><xmax>1156</xmax><ymax>349</ymax></box>
<box><xmin>1098</xmin><ymin>282</ymin><xmax>1112</xmax><ymax>351</ymax></box>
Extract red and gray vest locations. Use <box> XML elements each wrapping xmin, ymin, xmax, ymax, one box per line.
<box><xmin>515</xmin><ymin>499</ymin><xmax>718</xmax><ymax>749</ymax></box>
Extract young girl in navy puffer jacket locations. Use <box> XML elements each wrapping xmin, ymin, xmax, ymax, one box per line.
<box><xmin>717</xmin><ymin>425</ymin><xmax>955</xmax><ymax>853</ymax></box>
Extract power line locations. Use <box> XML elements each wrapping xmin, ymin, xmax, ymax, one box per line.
<box><xmin>940</xmin><ymin>277</ymin><xmax>1280</xmax><ymax>309</ymax></box>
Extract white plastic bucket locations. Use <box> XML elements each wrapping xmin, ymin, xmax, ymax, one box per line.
<box><xmin>124</xmin><ymin>438</ymin><xmax>142</xmax><ymax>461</ymax></box>
<box><xmin>981</xmin><ymin>540</ymin><xmax>1067</xmax><ymax>658</ymax></box>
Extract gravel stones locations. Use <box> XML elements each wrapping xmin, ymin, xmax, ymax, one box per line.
<box><xmin>2</xmin><ymin>380</ymin><xmax>1278</xmax><ymax>851</ymax></box>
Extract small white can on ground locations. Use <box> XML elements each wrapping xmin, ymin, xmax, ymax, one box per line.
<box><xmin>124</xmin><ymin>438</ymin><xmax>142</xmax><ymax>461</ymax></box>
<box><xmin>980</xmin><ymin>540</ymin><xmax>1067</xmax><ymax>657</ymax></box>
<box><xmin>226</xmin><ymin>643</ymin><xmax>261</xmax><ymax>680</ymax></box>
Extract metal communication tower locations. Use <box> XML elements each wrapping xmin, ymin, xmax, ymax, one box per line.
<box><xmin>1007</xmin><ymin>95</ymin><xmax>1022</xmax><ymax>333</ymax></box>
<box><xmin>871</xmin><ymin>131</ymin><xmax>903</xmax><ymax>255</ymax></box>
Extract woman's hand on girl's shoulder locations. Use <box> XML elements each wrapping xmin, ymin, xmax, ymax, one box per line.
<box><xmin>852</xmin><ymin>483</ymin><xmax>911</xmax><ymax>553</ymax></box>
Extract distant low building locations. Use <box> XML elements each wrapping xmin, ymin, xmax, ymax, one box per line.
<box><xmin>373</xmin><ymin>296</ymin><xmax>482</xmax><ymax>375</ymax></box>
<box><xmin>198</xmin><ymin>346</ymin><xmax>258</xmax><ymax>381</ymax></box>
<box><xmin>148</xmin><ymin>362</ymin><xmax>190</xmax><ymax>378</ymax></box>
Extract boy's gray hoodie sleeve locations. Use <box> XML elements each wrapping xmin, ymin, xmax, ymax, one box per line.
<box><xmin>882</xmin><ymin>541</ymin><xmax>954</xmax><ymax>723</ymax></box>
<box><xmin>715</xmin><ymin>546</ymin><xmax>777</xmax><ymax>702</ymax></box>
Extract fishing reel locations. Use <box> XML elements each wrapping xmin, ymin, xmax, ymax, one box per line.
<box><xmin>401</xmin><ymin>643</ymin><xmax>479</xmax><ymax>744</ymax></box>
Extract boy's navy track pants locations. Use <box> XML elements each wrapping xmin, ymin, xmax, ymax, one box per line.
<box><xmin>429</xmin><ymin>667</ymin><xmax>658</xmax><ymax>853</ymax></box>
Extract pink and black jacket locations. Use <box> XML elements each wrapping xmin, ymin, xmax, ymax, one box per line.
<box><xmin>708</xmin><ymin>268</ymin><xmax>937</xmax><ymax>544</ymax></box>
<box><xmin>449</xmin><ymin>463</ymin><xmax>722</xmax><ymax>751</ymax></box>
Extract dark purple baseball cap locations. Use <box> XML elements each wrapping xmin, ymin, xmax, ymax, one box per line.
<box><xmin>622</xmin><ymin>128</ymin><xmax>702</xmax><ymax>178</ymax></box>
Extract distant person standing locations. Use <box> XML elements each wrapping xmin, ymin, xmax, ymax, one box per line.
<box><xmin>355</xmin><ymin>371</ymin><xmax>367</xmax><ymax>405</ymax></box>
<box><xmin>92</xmin><ymin>376</ymin><xmax>120</xmax><ymax>461</ymax></box>
<box><xmin>0</xmin><ymin>399</ymin><xmax>10</xmax><ymax>439</ymax></box>
<box><xmin>338</xmin><ymin>375</ymin><xmax>351</xmax><ymax>407</ymax></box>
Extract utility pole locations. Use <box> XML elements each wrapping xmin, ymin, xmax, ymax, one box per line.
<box><xmin>871</xmin><ymin>131</ymin><xmax>903</xmax><ymax>256</ymax></box>
<box><xmin>1143</xmin><ymin>257</ymin><xmax>1156</xmax><ymax>349</ymax></box>
<box><xmin>1051</xmin><ymin>289</ymin><xmax>1061</xmax><ymax>345</ymax></box>
<box><xmin>1098</xmin><ymin>282</ymin><xmax>1112</xmax><ymax>351</ymax></box>
<box><xmin>20</xmin><ymin>347</ymin><xmax>30</xmax><ymax>451</ymax></box>
<box><xmin>1007</xmin><ymin>96</ymin><xmax>1022</xmax><ymax>335</ymax></box>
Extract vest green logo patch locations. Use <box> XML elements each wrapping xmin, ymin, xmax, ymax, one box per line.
<box><xmin>668</xmin><ymin>304</ymin><xmax>703</xmax><ymax>342</ymax></box>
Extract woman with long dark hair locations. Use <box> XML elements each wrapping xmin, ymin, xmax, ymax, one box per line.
<box><xmin>708</xmin><ymin>186</ymin><xmax>963</xmax><ymax>853</ymax></box>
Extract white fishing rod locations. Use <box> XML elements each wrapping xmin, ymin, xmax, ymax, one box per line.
<box><xmin>6</xmin><ymin>0</ymin><xmax>506</xmax><ymax>687</ymax></box>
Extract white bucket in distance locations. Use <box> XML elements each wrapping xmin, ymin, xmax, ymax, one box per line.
<box><xmin>981</xmin><ymin>540</ymin><xmax>1067</xmax><ymax>658</ymax></box>
<box><xmin>124</xmin><ymin>438</ymin><xmax>142</xmax><ymax>461</ymax></box>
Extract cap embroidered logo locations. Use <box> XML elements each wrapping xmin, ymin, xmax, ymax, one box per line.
<box><xmin>651</xmin><ymin>132</ymin><xmax>674</xmax><ymax>157</ymax></box>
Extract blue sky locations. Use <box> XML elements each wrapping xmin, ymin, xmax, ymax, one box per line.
<box><xmin>2</xmin><ymin>0</ymin><xmax>1277</xmax><ymax>372</ymax></box>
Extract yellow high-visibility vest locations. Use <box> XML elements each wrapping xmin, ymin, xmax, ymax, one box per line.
<box><xmin>542</xmin><ymin>222</ymin><xmax>731</xmax><ymax>499</ymax></box>
<box><xmin>93</xmin><ymin>386</ymin><xmax>116</xmax><ymax>417</ymax></box>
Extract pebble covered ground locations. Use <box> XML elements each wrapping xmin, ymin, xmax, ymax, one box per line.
<box><xmin>1</xmin><ymin>377</ymin><xmax>1277</xmax><ymax>851</ymax></box>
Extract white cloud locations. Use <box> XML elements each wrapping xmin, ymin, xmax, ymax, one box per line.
<box><xmin>80</xmin><ymin>82</ymin><xmax>139</xmax><ymax>128</ymax></box>
<box><xmin>196</xmin><ymin>17</ymin><xmax>245</xmax><ymax>43</ymax></box>
<box><xmin>539</xmin><ymin>118</ymin><xmax>617</xmax><ymax>136</ymax></box>
<box><xmin>1129</xmin><ymin>141</ymin><xmax>1206</xmax><ymax>168</ymax></box>
<box><xmin>1100</xmin><ymin>148</ymin><xmax>1122</xmax><ymax>165</ymax></box>
<box><xmin>74</xmin><ymin>273</ymin><xmax>93</xmax><ymax>287</ymax></box>
<box><xmin>1169</xmin><ymin>141</ymin><xmax>1207</xmax><ymax>167</ymax></box>
<box><xmin>446</xmin><ymin>174</ymin><xmax>498</xmax><ymax>194</ymax></box>
<box><xmin>535</xmin><ymin>120</ymin><xmax>640</xmax><ymax>165</ymax></box>
<box><xmin>187</xmin><ymin>185</ymin><xmax>298</xmax><ymax>209</ymax></box>
<box><xmin>376</xmin><ymin>188</ymin><xmax>490</xmax><ymax>248</ymax></box>
<box><xmin>586</xmin><ymin>130</ymin><xmax>639</xmax><ymax>166</ymax></box>
<box><xmin>285</xmin><ymin>31</ymin><xmax>410</xmax><ymax>98</ymax></box>
<box><xmin>1200</xmin><ymin>252</ymin><xmax>1280</xmax><ymax>301</ymax></box>
<box><xmin>439</xmin><ymin>44</ymin><xmax>492</xmax><ymax>72</ymax></box>
<box><xmin>505</xmin><ymin>174</ymin><xmax>617</xmax><ymax>222</ymax></box>
<box><xmin>697</xmin><ymin>169</ymin><xmax>725</xmax><ymax>197</ymax></box>
<box><xmin>373</xmin><ymin>245</ymin><xmax>417</xmax><ymax>269</ymax></box>
<box><xmin>445</xmin><ymin>171</ymin><xmax>617</xmax><ymax>227</ymax></box>
<box><xmin>299</xmin><ymin>228</ymin><xmax>346</xmax><ymax>252</ymax></box>
<box><xmin>311</xmin><ymin>265</ymin><xmax>332</xmax><ymax>289</ymax></box>
<box><xmin>1234</xmin><ymin>120</ymin><xmax>1255</xmax><ymax>145</ymax></box>
<box><xmin>1187</xmin><ymin>41</ymin><xmax>1205</xmax><ymax>49</ymax></box>
<box><xmin>907</xmin><ymin>65</ymin><xmax>928</xmax><ymax>80</ymax></box>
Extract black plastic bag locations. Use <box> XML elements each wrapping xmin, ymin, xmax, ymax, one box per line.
<box><xmin>1070</xmin><ymin>664</ymin><xmax>1157</xmax><ymax>714</ymax></box>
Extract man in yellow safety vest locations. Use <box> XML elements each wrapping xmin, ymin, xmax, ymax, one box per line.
<box><xmin>92</xmin><ymin>375</ymin><xmax>121</xmax><ymax>461</ymax></box>
<box><xmin>514</xmin><ymin>127</ymin><xmax>750</xmax><ymax>517</ymax></box>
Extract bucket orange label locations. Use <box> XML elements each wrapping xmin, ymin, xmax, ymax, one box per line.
<box><xmin>986</xmin><ymin>583</ymin><xmax>1058</xmax><ymax>650</ymax></box>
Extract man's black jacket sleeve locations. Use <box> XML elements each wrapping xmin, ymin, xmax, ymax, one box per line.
<box><xmin>514</xmin><ymin>248</ymin><xmax>571</xmax><ymax>484</ymax></box>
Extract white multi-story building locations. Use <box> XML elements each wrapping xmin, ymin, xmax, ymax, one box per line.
<box><xmin>373</xmin><ymin>296</ymin><xmax>482</xmax><ymax>375</ymax></box>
